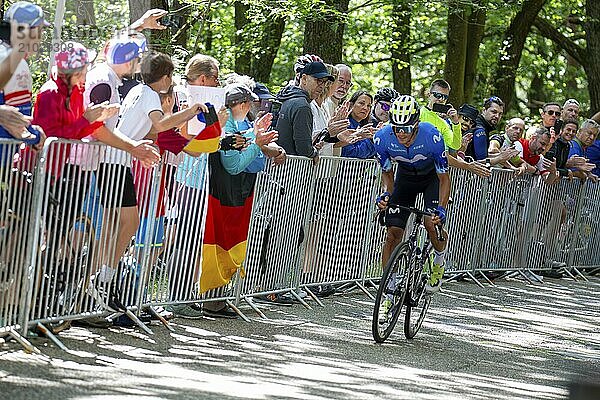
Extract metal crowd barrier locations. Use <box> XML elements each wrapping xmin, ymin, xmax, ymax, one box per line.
<box><xmin>3</xmin><ymin>135</ymin><xmax>600</xmax><ymax>350</ymax></box>
<box><xmin>0</xmin><ymin>139</ymin><xmax>38</xmax><ymax>351</ymax></box>
<box><xmin>570</xmin><ymin>181</ymin><xmax>600</xmax><ymax>270</ymax></box>
<box><xmin>239</xmin><ymin>156</ymin><xmax>315</xmax><ymax>305</ymax></box>
<box><xmin>299</xmin><ymin>157</ymin><xmax>379</xmax><ymax>296</ymax></box>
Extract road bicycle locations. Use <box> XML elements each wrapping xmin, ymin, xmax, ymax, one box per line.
<box><xmin>372</xmin><ymin>205</ymin><xmax>445</xmax><ymax>342</ymax></box>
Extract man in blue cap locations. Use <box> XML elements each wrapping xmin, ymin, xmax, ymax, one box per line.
<box><xmin>275</xmin><ymin>61</ymin><xmax>333</xmax><ymax>158</ymax></box>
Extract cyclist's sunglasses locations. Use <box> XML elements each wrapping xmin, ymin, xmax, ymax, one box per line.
<box><xmin>392</xmin><ymin>125</ymin><xmax>415</xmax><ymax>135</ymax></box>
<box><xmin>431</xmin><ymin>91</ymin><xmax>449</xmax><ymax>101</ymax></box>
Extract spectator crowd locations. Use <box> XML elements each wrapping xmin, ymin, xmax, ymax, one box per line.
<box><xmin>1</xmin><ymin>1</ymin><xmax>599</xmax><ymax>328</ymax></box>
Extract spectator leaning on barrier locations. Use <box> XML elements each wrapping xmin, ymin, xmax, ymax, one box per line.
<box><xmin>371</xmin><ymin>87</ymin><xmax>398</xmax><ymax>126</ymax></box>
<box><xmin>32</xmin><ymin>43</ymin><xmax>121</xmax><ymax>172</ymax></box>
<box><xmin>311</xmin><ymin>63</ymin><xmax>339</xmax><ymax>156</ymax></box>
<box><xmin>0</xmin><ymin>1</ymin><xmax>49</xmax><ymax>147</ymax></box>
<box><xmin>90</xmin><ymin>52</ymin><xmax>208</xmax><ymax>310</ymax></box>
<box><xmin>545</xmin><ymin>119</ymin><xmax>579</xmax><ymax>178</ymax></box>
<box><xmin>568</xmin><ymin>119</ymin><xmax>599</xmax><ymax>182</ymax></box>
<box><xmin>517</xmin><ymin>127</ymin><xmax>559</xmax><ymax>184</ymax></box>
<box><xmin>466</xmin><ymin>96</ymin><xmax>513</xmax><ymax>166</ymax></box>
<box><xmin>199</xmin><ymin>85</ymin><xmax>285</xmax><ymax>318</ymax></box>
<box><xmin>586</xmin><ymin>126</ymin><xmax>600</xmax><ymax>177</ymax></box>
<box><xmin>324</xmin><ymin>63</ymin><xmax>352</xmax><ymax>117</ymax></box>
<box><xmin>340</xmin><ymin>89</ymin><xmax>378</xmax><ymax>159</ymax></box>
<box><xmin>488</xmin><ymin>117</ymin><xmax>525</xmax><ymax>170</ymax></box>
<box><xmin>276</xmin><ymin>61</ymin><xmax>333</xmax><ymax>159</ymax></box>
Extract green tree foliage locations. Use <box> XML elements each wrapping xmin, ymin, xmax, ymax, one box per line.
<box><xmin>3</xmin><ymin>0</ymin><xmax>594</xmax><ymax>119</ymax></box>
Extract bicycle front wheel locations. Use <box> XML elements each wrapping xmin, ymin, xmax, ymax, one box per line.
<box><xmin>372</xmin><ymin>242</ymin><xmax>410</xmax><ymax>343</ymax></box>
<box><xmin>404</xmin><ymin>250</ymin><xmax>432</xmax><ymax>339</ymax></box>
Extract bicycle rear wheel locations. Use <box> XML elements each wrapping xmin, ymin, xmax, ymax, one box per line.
<box><xmin>372</xmin><ymin>242</ymin><xmax>410</xmax><ymax>343</ymax></box>
<box><xmin>404</xmin><ymin>249</ymin><xmax>432</xmax><ymax>339</ymax></box>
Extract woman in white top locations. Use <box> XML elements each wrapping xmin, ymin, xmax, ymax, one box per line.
<box><xmin>311</xmin><ymin>64</ymin><xmax>339</xmax><ymax>156</ymax></box>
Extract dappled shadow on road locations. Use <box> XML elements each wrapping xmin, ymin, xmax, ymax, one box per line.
<box><xmin>0</xmin><ymin>277</ymin><xmax>599</xmax><ymax>399</ymax></box>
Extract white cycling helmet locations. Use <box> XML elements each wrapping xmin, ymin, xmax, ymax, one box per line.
<box><xmin>389</xmin><ymin>95</ymin><xmax>420</xmax><ymax>126</ymax></box>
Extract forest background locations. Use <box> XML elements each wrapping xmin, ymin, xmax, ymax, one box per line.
<box><xmin>1</xmin><ymin>0</ymin><xmax>597</xmax><ymax>126</ymax></box>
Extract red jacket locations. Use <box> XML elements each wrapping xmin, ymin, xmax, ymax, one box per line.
<box><xmin>32</xmin><ymin>76</ymin><xmax>103</xmax><ymax>177</ymax></box>
<box><xmin>33</xmin><ymin>76</ymin><xmax>103</xmax><ymax>140</ymax></box>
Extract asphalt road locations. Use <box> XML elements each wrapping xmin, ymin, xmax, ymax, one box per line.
<box><xmin>1</xmin><ymin>276</ymin><xmax>599</xmax><ymax>400</ymax></box>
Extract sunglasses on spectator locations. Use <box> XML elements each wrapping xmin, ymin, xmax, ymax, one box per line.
<box><xmin>544</xmin><ymin>109</ymin><xmax>560</xmax><ymax>116</ymax></box>
<box><xmin>462</xmin><ymin>117</ymin><xmax>474</xmax><ymax>126</ymax></box>
<box><xmin>431</xmin><ymin>91</ymin><xmax>449</xmax><ymax>101</ymax></box>
<box><xmin>379</xmin><ymin>102</ymin><xmax>391</xmax><ymax>112</ymax></box>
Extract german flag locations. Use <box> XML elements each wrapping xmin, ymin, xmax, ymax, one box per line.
<box><xmin>184</xmin><ymin>104</ymin><xmax>221</xmax><ymax>154</ymax></box>
<box><xmin>199</xmin><ymin>152</ymin><xmax>256</xmax><ymax>293</ymax></box>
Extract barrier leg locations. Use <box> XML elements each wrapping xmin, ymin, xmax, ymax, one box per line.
<box><xmin>35</xmin><ymin>322</ymin><xmax>68</xmax><ymax>351</ymax></box>
<box><xmin>303</xmin><ymin>287</ymin><xmax>325</xmax><ymax>307</ymax></box>
<box><xmin>289</xmin><ymin>290</ymin><xmax>312</xmax><ymax>310</ymax></box>
<box><xmin>354</xmin><ymin>281</ymin><xmax>375</xmax><ymax>300</ymax></box>
<box><xmin>477</xmin><ymin>272</ymin><xmax>497</xmax><ymax>287</ymax></box>
<box><xmin>571</xmin><ymin>267</ymin><xmax>589</xmax><ymax>282</ymax></box>
<box><xmin>7</xmin><ymin>329</ymin><xmax>41</xmax><ymax>354</ymax></box>
<box><xmin>146</xmin><ymin>306</ymin><xmax>175</xmax><ymax>332</ymax></box>
<box><xmin>516</xmin><ymin>270</ymin><xmax>535</xmax><ymax>284</ymax></box>
<box><xmin>243</xmin><ymin>297</ymin><xmax>268</xmax><ymax>319</ymax></box>
<box><xmin>465</xmin><ymin>272</ymin><xmax>485</xmax><ymax>288</ymax></box>
<box><xmin>225</xmin><ymin>299</ymin><xmax>251</xmax><ymax>322</ymax></box>
<box><xmin>561</xmin><ymin>267</ymin><xmax>578</xmax><ymax>281</ymax></box>
<box><xmin>123</xmin><ymin>309</ymin><xmax>154</xmax><ymax>335</ymax></box>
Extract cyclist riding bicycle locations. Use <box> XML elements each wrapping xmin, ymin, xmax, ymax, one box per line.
<box><xmin>373</xmin><ymin>95</ymin><xmax>450</xmax><ymax>294</ymax></box>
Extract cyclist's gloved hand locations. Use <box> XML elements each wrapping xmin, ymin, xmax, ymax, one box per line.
<box><xmin>435</xmin><ymin>205</ymin><xmax>447</xmax><ymax>225</ymax></box>
<box><xmin>376</xmin><ymin>191</ymin><xmax>390</xmax><ymax>207</ymax></box>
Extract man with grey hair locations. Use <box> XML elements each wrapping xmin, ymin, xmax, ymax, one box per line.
<box><xmin>324</xmin><ymin>64</ymin><xmax>352</xmax><ymax>116</ymax></box>
<box><xmin>561</xmin><ymin>99</ymin><xmax>580</xmax><ymax>121</ymax></box>
<box><xmin>567</xmin><ymin>119</ymin><xmax>599</xmax><ymax>182</ymax></box>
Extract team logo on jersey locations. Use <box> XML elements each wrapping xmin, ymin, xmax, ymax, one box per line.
<box><xmin>374</xmin><ymin>137</ymin><xmax>380</xmax><ymax>145</ymax></box>
<box><xmin>433</xmin><ymin>133</ymin><xmax>442</xmax><ymax>143</ymax></box>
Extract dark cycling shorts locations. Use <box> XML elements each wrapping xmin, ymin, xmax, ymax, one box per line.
<box><xmin>385</xmin><ymin>172</ymin><xmax>439</xmax><ymax>230</ymax></box>
<box><xmin>95</xmin><ymin>163</ymin><xmax>137</xmax><ymax>208</ymax></box>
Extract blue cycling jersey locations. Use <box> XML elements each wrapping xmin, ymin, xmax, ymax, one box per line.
<box><xmin>373</xmin><ymin>122</ymin><xmax>449</xmax><ymax>176</ymax></box>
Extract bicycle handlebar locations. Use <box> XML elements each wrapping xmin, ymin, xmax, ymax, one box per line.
<box><xmin>386</xmin><ymin>204</ymin><xmax>446</xmax><ymax>242</ymax></box>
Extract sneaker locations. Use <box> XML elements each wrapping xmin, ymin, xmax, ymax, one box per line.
<box><xmin>86</xmin><ymin>275</ymin><xmax>115</xmax><ymax>311</ymax></box>
<box><xmin>539</xmin><ymin>269</ymin><xmax>563</xmax><ymax>279</ymax></box>
<box><xmin>166</xmin><ymin>303</ymin><xmax>204</xmax><ymax>319</ymax></box>
<box><xmin>203</xmin><ymin>306</ymin><xmax>238</xmax><ymax>319</ymax></box>
<box><xmin>378</xmin><ymin>298</ymin><xmax>392</xmax><ymax>323</ymax></box>
<box><xmin>312</xmin><ymin>284</ymin><xmax>336</xmax><ymax>298</ymax></box>
<box><xmin>253</xmin><ymin>293</ymin><xmax>294</xmax><ymax>305</ymax></box>
<box><xmin>425</xmin><ymin>263</ymin><xmax>445</xmax><ymax>294</ymax></box>
<box><xmin>72</xmin><ymin>316</ymin><xmax>113</xmax><ymax>328</ymax></box>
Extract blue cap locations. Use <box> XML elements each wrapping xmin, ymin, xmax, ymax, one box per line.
<box><xmin>253</xmin><ymin>83</ymin><xmax>274</xmax><ymax>100</ymax></box>
<box><xmin>105</xmin><ymin>39</ymin><xmax>141</xmax><ymax>65</ymax></box>
<box><xmin>4</xmin><ymin>1</ymin><xmax>50</xmax><ymax>27</ymax></box>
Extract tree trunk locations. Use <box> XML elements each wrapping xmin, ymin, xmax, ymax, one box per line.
<box><xmin>390</xmin><ymin>0</ymin><xmax>411</xmax><ymax>93</ymax></box>
<box><xmin>303</xmin><ymin>0</ymin><xmax>350</xmax><ymax>64</ymax></box>
<box><xmin>463</xmin><ymin>1</ymin><xmax>486</xmax><ymax>104</ymax></box>
<box><xmin>128</xmin><ymin>0</ymin><xmax>149</xmax><ymax>23</ymax></box>
<box><xmin>234</xmin><ymin>1</ymin><xmax>251</xmax><ymax>75</ymax></box>
<box><xmin>584</xmin><ymin>0</ymin><xmax>600</xmax><ymax>113</ymax></box>
<box><xmin>171</xmin><ymin>0</ymin><xmax>193</xmax><ymax>48</ymax></box>
<box><xmin>250</xmin><ymin>16</ymin><xmax>286</xmax><ymax>83</ymax></box>
<box><xmin>491</xmin><ymin>0</ymin><xmax>548</xmax><ymax>112</ymax></box>
<box><xmin>444</xmin><ymin>0</ymin><xmax>468</xmax><ymax>106</ymax></box>
<box><xmin>74</xmin><ymin>0</ymin><xmax>95</xmax><ymax>25</ymax></box>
